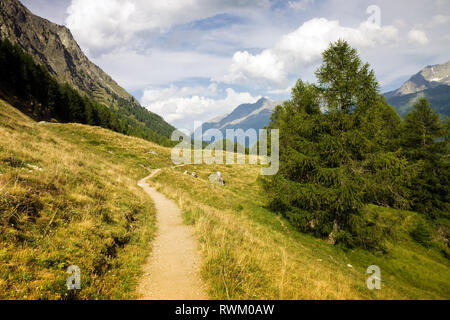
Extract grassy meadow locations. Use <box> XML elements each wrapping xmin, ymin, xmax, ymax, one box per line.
<box><xmin>0</xmin><ymin>99</ymin><xmax>171</xmax><ymax>299</ymax></box>
<box><xmin>1</xmin><ymin>99</ymin><xmax>449</xmax><ymax>300</ymax></box>
<box><xmin>151</xmin><ymin>163</ymin><xmax>450</xmax><ymax>300</ymax></box>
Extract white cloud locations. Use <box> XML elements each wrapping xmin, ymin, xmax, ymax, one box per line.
<box><xmin>92</xmin><ymin>49</ymin><xmax>229</xmax><ymax>90</ymax></box>
<box><xmin>434</xmin><ymin>0</ymin><xmax>449</xmax><ymax>9</ymax></box>
<box><xmin>267</xmin><ymin>84</ymin><xmax>295</xmax><ymax>95</ymax></box>
<box><xmin>141</xmin><ymin>86</ymin><xmax>261</xmax><ymax>130</ymax></box>
<box><xmin>66</xmin><ymin>0</ymin><xmax>138</xmax><ymax>54</ymax></box>
<box><xmin>58</xmin><ymin>0</ymin><xmax>450</xmax><ymax>120</ymax></box>
<box><xmin>408</xmin><ymin>29</ymin><xmax>429</xmax><ymax>45</ymax></box>
<box><xmin>220</xmin><ymin>50</ymin><xmax>286</xmax><ymax>86</ymax></box>
<box><xmin>430</xmin><ymin>14</ymin><xmax>450</xmax><ymax>27</ymax></box>
<box><xmin>288</xmin><ymin>0</ymin><xmax>315</xmax><ymax>11</ymax></box>
<box><xmin>218</xmin><ymin>18</ymin><xmax>399</xmax><ymax>87</ymax></box>
<box><xmin>66</xmin><ymin>0</ymin><xmax>270</xmax><ymax>55</ymax></box>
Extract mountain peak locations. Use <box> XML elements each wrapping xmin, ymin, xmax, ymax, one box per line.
<box><xmin>388</xmin><ymin>61</ymin><xmax>450</xmax><ymax>97</ymax></box>
<box><xmin>0</xmin><ymin>0</ymin><xmax>175</xmax><ymax>143</ymax></box>
<box><xmin>198</xmin><ymin>98</ymin><xmax>280</xmax><ymax>145</ymax></box>
<box><xmin>0</xmin><ymin>0</ymin><xmax>131</xmax><ymax>103</ymax></box>
<box><xmin>384</xmin><ymin>61</ymin><xmax>450</xmax><ymax>118</ymax></box>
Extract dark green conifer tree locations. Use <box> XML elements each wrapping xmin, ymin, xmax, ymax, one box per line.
<box><xmin>263</xmin><ymin>40</ymin><xmax>410</xmax><ymax>249</ymax></box>
<box><xmin>400</xmin><ymin>98</ymin><xmax>449</xmax><ymax>217</ymax></box>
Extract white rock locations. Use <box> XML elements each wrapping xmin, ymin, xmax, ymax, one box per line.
<box><xmin>209</xmin><ymin>172</ymin><xmax>225</xmax><ymax>186</ymax></box>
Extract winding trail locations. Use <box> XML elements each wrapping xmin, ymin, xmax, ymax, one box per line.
<box><xmin>137</xmin><ymin>169</ymin><xmax>207</xmax><ymax>300</ymax></box>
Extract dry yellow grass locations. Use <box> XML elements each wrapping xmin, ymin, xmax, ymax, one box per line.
<box><xmin>1</xmin><ymin>99</ymin><xmax>449</xmax><ymax>300</ymax></box>
<box><xmin>151</xmin><ymin>163</ymin><xmax>450</xmax><ymax>300</ymax></box>
<box><xmin>0</xmin><ymin>99</ymin><xmax>171</xmax><ymax>299</ymax></box>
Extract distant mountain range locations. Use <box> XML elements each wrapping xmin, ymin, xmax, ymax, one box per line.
<box><xmin>198</xmin><ymin>61</ymin><xmax>449</xmax><ymax>146</ymax></box>
<box><xmin>203</xmin><ymin>61</ymin><xmax>450</xmax><ymax>146</ymax></box>
<box><xmin>0</xmin><ymin>0</ymin><xmax>174</xmax><ymax>141</ymax></box>
<box><xmin>198</xmin><ymin>59</ymin><xmax>450</xmax><ymax>147</ymax></box>
<box><xmin>384</xmin><ymin>61</ymin><xmax>450</xmax><ymax>117</ymax></box>
<box><xmin>198</xmin><ymin>98</ymin><xmax>279</xmax><ymax>146</ymax></box>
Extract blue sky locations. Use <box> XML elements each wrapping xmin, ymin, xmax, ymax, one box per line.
<box><xmin>22</xmin><ymin>0</ymin><xmax>450</xmax><ymax>130</ymax></box>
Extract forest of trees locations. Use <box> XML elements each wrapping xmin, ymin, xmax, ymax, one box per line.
<box><xmin>264</xmin><ymin>40</ymin><xmax>449</xmax><ymax>251</ymax></box>
<box><xmin>0</xmin><ymin>38</ymin><xmax>175</xmax><ymax>146</ymax></box>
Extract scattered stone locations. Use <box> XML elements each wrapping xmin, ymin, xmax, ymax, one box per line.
<box><xmin>208</xmin><ymin>171</ymin><xmax>225</xmax><ymax>186</ymax></box>
<box><xmin>184</xmin><ymin>171</ymin><xmax>189</xmax><ymax>175</ymax></box>
<box><xmin>191</xmin><ymin>172</ymin><xmax>198</xmax><ymax>178</ymax></box>
<box><xmin>26</xmin><ymin>164</ymin><xmax>42</xmax><ymax>171</ymax></box>
<box><xmin>347</xmin><ymin>264</ymin><xmax>353</xmax><ymax>268</ymax></box>
<box><xmin>327</xmin><ymin>221</ymin><xmax>339</xmax><ymax>245</ymax></box>
<box><xmin>148</xmin><ymin>151</ymin><xmax>159</xmax><ymax>156</ymax></box>
<box><xmin>38</xmin><ymin>121</ymin><xmax>47</xmax><ymax>124</ymax></box>
<box><xmin>327</xmin><ymin>232</ymin><xmax>336</xmax><ymax>245</ymax></box>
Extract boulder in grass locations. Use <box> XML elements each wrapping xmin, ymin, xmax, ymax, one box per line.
<box><xmin>191</xmin><ymin>172</ymin><xmax>198</xmax><ymax>178</ymax></box>
<box><xmin>209</xmin><ymin>172</ymin><xmax>225</xmax><ymax>186</ymax></box>
<box><xmin>327</xmin><ymin>221</ymin><xmax>339</xmax><ymax>245</ymax></box>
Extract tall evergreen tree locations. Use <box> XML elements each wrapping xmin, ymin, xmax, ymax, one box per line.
<box><xmin>263</xmin><ymin>40</ymin><xmax>410</xmax><ymax>249</ymax></box>
<box><xmin>400</xmin><ymin>98</ymin><xmax>449</xmax><ymax>217</ymax></box>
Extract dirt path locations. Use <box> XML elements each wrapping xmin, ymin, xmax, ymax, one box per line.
<box><xmin>137</xmin><ymin>169</ymin><xmax>207</xmax><ymax>300</ymax></box>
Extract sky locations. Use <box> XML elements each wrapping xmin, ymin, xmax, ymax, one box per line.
<box><xmin>22</xmin><ymin>0</ymin><xmax>450</xmax><ymax>130</ymax></box>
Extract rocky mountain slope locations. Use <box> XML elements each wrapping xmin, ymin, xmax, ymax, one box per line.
<box><xmin>199</xmin><ymin>98</ymin><xmax>279</xmax><ymax>145</ymax></box>
<box><xmin>385</xmin><ymin>61</ymin><xmax>450</xmax><ymax>117</ymax></box>
<box><xmin>0</xmin><ymin>0</ymin><xmax>129</xmax><ymax>103</ymax></box>
<box><xmin>0</xmin><ymin>0</ymin><xmax>175</xmax><ymax>141</ymax></box>
<box><xmin>385</xmin><ymin>61</ymin><xmax>450</xmax><ymax>98</ymax></box>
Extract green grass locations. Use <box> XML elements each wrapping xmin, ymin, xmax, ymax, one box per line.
<box><xmin>0</xmin><ymin>99</ymin><xmax>171</xmax><ymax>299</ymax></box>
<box><xmin>1</xmin><ymin>99</ymin><xmax>449</xmax><ymax>300</ymax></box>
<box><xmin>151</xmin><ymin>163</ymin><xmax>450</xmax><ymax>300</ymax></box>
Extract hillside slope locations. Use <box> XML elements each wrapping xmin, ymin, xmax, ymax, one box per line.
<box><xmin>0</xmin><ymin>0</ymin><xmax>175</xmax><ymax>141</ymax></box>
<box><xmin>151</xmin><ymin>163</ymin><xmax>450</xmax><ymax>300</ymax></box>
<box><xmin>0</xmin><ymin>99</ymin><xmax>172</xmax><ymax>299</ymax></box>
<box><xmin>1</xmin><ymin>100</ymin><xmax>449</xmax><ymax>300</ymax></box>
